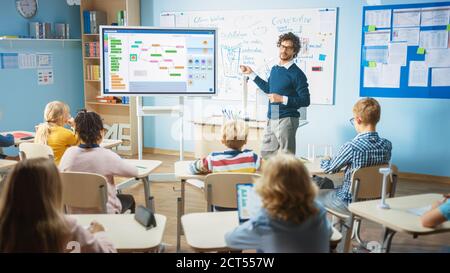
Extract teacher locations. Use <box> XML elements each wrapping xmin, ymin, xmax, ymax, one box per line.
<box><xmin>240</xmin><ymin>32</ymin><xmax>310</xmax><ymax>158</ymax></box>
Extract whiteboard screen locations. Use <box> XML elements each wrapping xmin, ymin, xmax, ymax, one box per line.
<box><xmin>161</xmin><ymin>8</ymin><xmax>337</xmax><ymax>104</ymax></box>
<box><xmin>100</xmin><ymin>26</ymin><xmax>217</xmax><ymax>96</ymax></box>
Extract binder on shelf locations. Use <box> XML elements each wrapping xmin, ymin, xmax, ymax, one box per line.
<box><xmin>83</xmin><ymin>10</ymin><xmax>91</xmax><ymax>34</ymax></box>
<box><xmin>117</xmin><ymin>10</ymin><xmax>125</xmax><ymax>26</ymax></box>
<box><xmin>55</xmin><ymin>23</ymin><xmax>71</xmax><ymax>39</ymax></box>
<box><xmin>29</xmin><ymin>22</ymin><xmax>40</xmax><ymax>38</ymax></box>
<box><xmin>84</xmin><ymin>11</ymin><xmax>107</xmax><ymax>34</ymax></box>
<box><xmin>65</xmin><ymin>24</ymin><xmax>70</xmax><ymax>39</ymax></box>
<box><xmin>43</xmin><ymin>23</ymin><xmax>52</xmax><ymax>39</ymax></box>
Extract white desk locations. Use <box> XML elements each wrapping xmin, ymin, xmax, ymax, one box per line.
<box><xmin>1</xmin><ymin>131</ymin><xmax>35</xmax><ymax>146</ymax></box>
<box><xmin>2</xmin><ymin>131</ymin><xmax>122</xmax><ymax>150</ymax></box>
<box><xmin>123</xmin><ymin>159</ymin><xmax>162</xmax><ymax>209</ymax></box>
<box><xmin>348</xmin><ymin>193</ymin><xmax>450</xmax><ymax>253</ymax></box>
<box><xmin>302</xmin><ymin>158</ymin><xmax>325</xmax><ymax>175</ymax></box>
<box><xmin>100</xmin><ymin>139</ymin><xmax>123</xmax><ymax>149</ymax></box>
<box><xmin>0</xmin><ymin>159</ymin><xmax>17</xmax><ymax>179</ymax></box>
<box><xmin>0</xmin><ymin>159</ymin><xmax>17</xmax><ymax>172</ymax></box>
<box><xmin>70</xmin><ymin>214</ymin><xmax>166</xmax><ymax>252</ymax></box>
<box><xmin>182</xmin><ymin>211</ymin><xmax>342</xmax><ymax>252</ymax></box>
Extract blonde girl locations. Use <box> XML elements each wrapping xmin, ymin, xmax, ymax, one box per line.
<box><xmin>35</xmin><ymin>101</ymin><xmax>78</xmax><ymax>165</ymax></box>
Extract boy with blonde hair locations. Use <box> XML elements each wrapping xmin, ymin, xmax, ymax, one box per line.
<box><xmin>190</xmin><ymin>119</ymin><xmax>261</xmax><ymax>174</ymax></box>
<box><xmin>318</xmin><ymin>97</ymin><xmax>392</xmax><ymax>215</ymax></box>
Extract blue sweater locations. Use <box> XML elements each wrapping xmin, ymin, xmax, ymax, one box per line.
<box><xmin>254</xmin><ymin>63</ymin><xmax>310</xmax><ymax>119</ymax></box>
<box><xmin>0</xmin><ymin>134</ymin><xmax>14</xmax><ymax>159</ymax></box>
<box><xmin>225</xmin><ymin>202</ymin><xmax>332</xmax><ymax>253</ymax></box>
<box><xmin>0</xmin><ymin>134</ymin><xmax>14</xmax><ymax>147</ymax></box>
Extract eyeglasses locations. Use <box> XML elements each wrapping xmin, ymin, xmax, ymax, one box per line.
<box><xmin>278</xmin><ymin>44</ymin><xmax>294</xmax><ymax>51</ymax></box>
<box><xmin>349</xmin><ymin>117</ymin><xmax>355</xmax><ymax>126</ymax></box>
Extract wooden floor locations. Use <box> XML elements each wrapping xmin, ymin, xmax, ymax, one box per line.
<box><xmin>119</xmin><ymin>153</ymin><xmax>450</xmax><ymax>253</ymax></box>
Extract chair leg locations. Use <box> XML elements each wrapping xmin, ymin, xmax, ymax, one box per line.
<box><xmin>354</xmin><ymin>219</ymin><xmax>365</xmax><ymax>247</ymax></box>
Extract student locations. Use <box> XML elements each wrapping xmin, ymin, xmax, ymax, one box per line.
<box><xmin>0</xmin><ymin>133</ymin><xmax>15</xmax><ymax>159</ymax></box>
<box><xmin>0</xmin><ymin>158</ymin><xmax>115</xmax><ymax>253</ymax></box>
<box><xmin>421</xmin><ymin>194</ymin><xmax>450</xmax><ymax>228</ymax></box>
<box><xmin>225</xmin><ymin>152</ymin><xmax>332</xmax><ymax>253</ymax></box>
<box><xmin>35</xmin><ymin>101</ymin><xmax>78</xmax><ymax>165</ymax></box>
<box><xmin>59</xmin><ymin>110</ymin><xmax>137</xmax><ymax>214</ymax></box>
<box><xmin>190</xmin><ymin>119</ymin><xmax>261</xmax><ymax>174</ymax></box>
<box><xmin>317</xmin><ymin>98</ymin><xmax>392</xmax><ymax>215</ymax></box>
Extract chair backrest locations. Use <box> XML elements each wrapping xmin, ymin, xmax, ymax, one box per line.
<box><xmin>60</xmin><ymin>172</ymin><xmax>108</xmax><ymax>213</ymax></box>
<box><xmin>19</xmin><ymin>143</ymin><xmax>54</xmax><ymax>160</ymax></box>
<box><xmin>204</xmin><ymin>173</ymin><xmax>261</xmax><ymax>211</ymax></box>
<box><xmin>350</xmin><ymin>164</ymin><xmax>398</xmax><ymax>202</ymax></box>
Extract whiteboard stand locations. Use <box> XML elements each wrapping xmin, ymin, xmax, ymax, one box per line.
<box><xmin>134</xmin><ymin>96</ymin><xmax>185</xmax><ymax>183</ymax></box>
<box><xmin>136</xmin><ymin>96</ymin><xmax>185</xmax><ymax>160</ymax></box>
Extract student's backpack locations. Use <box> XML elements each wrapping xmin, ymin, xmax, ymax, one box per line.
<box><xmin>312</xmin><ymin>175</ymin><xmax>335</xmax><ymax>189</ymax></box>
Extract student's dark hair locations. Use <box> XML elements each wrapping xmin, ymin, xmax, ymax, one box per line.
<box><xmin>277</xmin><ymin>32</ymin><xmax>301</xmax><ymax>58</ymax></box>
<box><xmin>74</xmin><ymin>109</ymin><xmax>104</xmax><ymax>146</ymax></box>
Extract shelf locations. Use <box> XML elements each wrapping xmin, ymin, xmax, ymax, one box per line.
<box><xmin>0</xmin><ymin>38</ymin><xmax>81</xmax><ymax>48</ymax></box>
<box><xmin>0</xmin><ymin>38</ymin><xmax>81</xmax><ymax>42</ymax></box>
<box><xmin>84</xmin><ymin>57</ymin><xmax>100</xmax><ymax>60</ymax></box>
<box><xmin>86</xmin><ymin>101</ymin><xmax>129</xmax><ymax>107</ymax></box>
<box><xmin>85</xmin><ymin>79</ymin><xmax>101</xmax><ymax>82</ymax></box>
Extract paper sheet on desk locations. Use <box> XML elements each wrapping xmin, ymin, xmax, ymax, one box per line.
<box><xmin>407</xmin><ymin>205</ymin><xmax>432</xmax><ymax>216</ymax></box>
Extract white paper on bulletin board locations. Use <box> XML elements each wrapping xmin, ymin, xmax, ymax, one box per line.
<box><xmin>161</xmin><ymin>8</ymin><xmax>337</xmax><ymax>105</ymax></box>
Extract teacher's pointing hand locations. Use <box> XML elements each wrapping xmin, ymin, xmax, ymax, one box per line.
<box><xmin>240</xmin><ymin>65</ymin><xmax>254</xmax><ymax>74</ymax></box>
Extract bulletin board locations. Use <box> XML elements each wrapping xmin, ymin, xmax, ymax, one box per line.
<box><xmin>160</xmin><ymin>8</ymin><xmax>337</xmax><ymax>104</ymax></box>
<box><xmin>360</xmin><ymin>2</ymin><xmax>450</xmax><ymax>99</ymax></box>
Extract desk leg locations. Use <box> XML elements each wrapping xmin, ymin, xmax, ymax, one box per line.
<box><xmin>176</xmin><ymin>197</ymin><xmax>182</xmax><ymax>253</ymax></box>
<box><xmin>142</xmin><ymin>176</ymin><xmax>151</xmax><ymax>209</ymax></box>
<box><xmin>381</xmin><ymin>228</ymin><xmax>396</xmax><ymax>253</ymax></box>
<box><xmin>181</xmin><ymin>179</ymin><xmax>186</xmax><ymax>216</ymax></box>
<box><xmin>343</xmin><ymin>217</ymin><xmax>354</xmax><ymax>253</ymax></box>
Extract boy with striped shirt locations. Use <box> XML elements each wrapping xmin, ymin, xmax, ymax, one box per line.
<box><xmin>190</xmin><ymin>119</ymin><xmax>261</xmax><ymax>174</ymax></box>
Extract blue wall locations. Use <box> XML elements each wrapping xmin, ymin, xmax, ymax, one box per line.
<box><xmin>0</xmin><ymin>1</ymin><xmax>83</xmax><ymax>155</ymax></box>
<box><xmin>141</xmin><ymin>0</ymin><xmax>450</xmax><ymax>177</ymax></box>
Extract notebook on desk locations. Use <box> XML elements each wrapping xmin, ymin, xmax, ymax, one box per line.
<box><xmin>12</xmin><ymin>132</ymin><xmax>33</xmax><ymax>140</ymax></box>
<box><xmin>236</xmin><ymin>183</ymin><xmax>262</xmax><ymax>223</ymax></box>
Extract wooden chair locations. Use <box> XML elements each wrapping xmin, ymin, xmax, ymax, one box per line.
<box><xmin>60</xmin><ymin>172</ymin><xmax>108</xmax><ymax>214</ymax></box>
<box><xmin>204</xmin><ymin>173</ymin><xmax>261</xmax><ymax>211</ymax></box>
<box><xmin>19</xmin><ymin>143</ymin><xmax>54</xmax><ymax>160</ymax></box>
<box><xmin>326</xmin><ymin>164</ymin><xmax>398</xmax><ymax>252</ymax></box>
